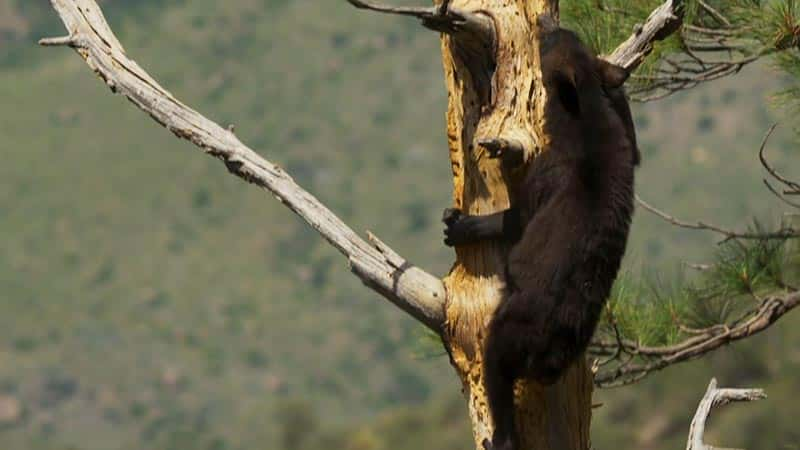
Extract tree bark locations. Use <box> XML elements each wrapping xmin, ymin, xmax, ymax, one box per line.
<box><xmin>438</xmin><ymin>1</ymin><xmax>592</xmax><ymax>449</ymax></box>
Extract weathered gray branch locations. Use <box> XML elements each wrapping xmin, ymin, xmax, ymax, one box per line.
<box><xmin>686</xmin><ymin>378</ymin><xmax>766</xmax><ymax>450</ymax></box>
<box><xmin>605</xmin><ymin>0</ymin><xmax>684</xmax><ymax>71</ymax></box>
<box><xmin>41</xmin><ymin>0</ymin><xmax>446</xmax><ymax>333</ymax></box>
<box><xmin>346</xmin><ymin>0</ymin><xmax>495</xmax><ymax>40</ymax></box>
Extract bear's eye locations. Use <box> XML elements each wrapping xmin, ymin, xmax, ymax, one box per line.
<box><xmin>555</xmin><ymin>74</ymin><xmax>580</xmax><ymax>116</ymax></box>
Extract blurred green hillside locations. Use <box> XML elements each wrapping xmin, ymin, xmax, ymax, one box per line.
<box><xmin>1</xmin><ymin>1</ymin><xmax>799</xmax><ymax>449</ymax></box>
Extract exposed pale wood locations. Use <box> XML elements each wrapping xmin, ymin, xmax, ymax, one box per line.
<box><xmin>432</xmin><ymin>0</ymin><xmax>592</xmax><ymax>449</ymax></box>
<box><xmin>686</xmin><ymin>379</ymin><xmax>766</xmax><ymax>450</ymax></box>
<box><xmin>605</xmin><ymin>0</ymin><xmax>684</xmax><ymax>70</ymax></box>
<box><xmin>41</xmin><ymin>0</ymin><xmax>446</xmax><ymax>333</ymax></box>
<box><xmin>346</xmin><ymin>0</ymin><xmax>495</xmax><ymax>38</ymax></box>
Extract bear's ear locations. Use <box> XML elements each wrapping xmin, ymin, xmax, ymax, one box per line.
<box><xmin>596</xmin><ymin>59</ymin><xmax>629</xmax><ymax>88</ymax></box>
<box><xmin>536</xmin><ymin>13</ymin><xmax>559</xmax><ymax>35</ymax></box>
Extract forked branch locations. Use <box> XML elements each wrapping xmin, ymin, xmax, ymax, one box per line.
<box><xmin>686</xmin><ymin>379</ymin><xmax>766</xmax><ymax>450</ymax></box>
<box><xmin>619</xmin><ymin>0</ymin><xmax>776</xmax><ymax>101</ymax></box>
<box><xmin>41</xmin><ymin>0</ymin><xmax>446</xmax><ymax>333</ymax></box>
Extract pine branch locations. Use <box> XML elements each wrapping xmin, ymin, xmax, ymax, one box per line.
<box><xmin>592</xmin><ymin>290</ymin><xmax>800</xmax><ymax>387</ymax></box>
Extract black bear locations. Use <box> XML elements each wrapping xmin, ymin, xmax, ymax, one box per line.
<box><xmin>442</xmin><ymin>25</ymin><xmax>639</xmax><ymax>450</ymax></box>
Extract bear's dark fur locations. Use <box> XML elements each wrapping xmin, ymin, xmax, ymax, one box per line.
<box><xmin>442</xmin><ymin>26</ymin><xmax>639</xmax><ymax>450</ymax></box>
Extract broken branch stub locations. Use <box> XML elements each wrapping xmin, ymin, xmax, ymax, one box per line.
<box><xmin>605</xmin><ymin>0</ymin><xmax>685</xmax><ymax>71</ymax></box>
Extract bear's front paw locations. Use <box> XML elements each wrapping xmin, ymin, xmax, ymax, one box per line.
<box><xmin>482</xmin><ymin>438</ymin><xmax>514</xmax><ymax>450</ymax></box>
<box><xmin>442</xmin><ymin>209</ymin><xmax>481</xmax><ymax>247</ymax></box>
<box><xmin>442</xmin><ymin>208</ymin><xmax>462</xmax><ymax>227</ymax></box>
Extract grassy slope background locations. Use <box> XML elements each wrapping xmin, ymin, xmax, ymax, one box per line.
<box><xmin>1</xmin><ymin>1</ymin><xmax>799</xmax><ymax>449</ymax></box>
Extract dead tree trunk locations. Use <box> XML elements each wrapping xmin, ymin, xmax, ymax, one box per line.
<box><xmin>438</xmin><ymin>2</ymin><xmax>592</xmax><ymax>448</ymax></box>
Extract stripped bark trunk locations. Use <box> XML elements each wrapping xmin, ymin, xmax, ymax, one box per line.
<box><xmin>439</xmin><ymin>1</ymin><xmax>593</xmax><ymax>448</ymax></box>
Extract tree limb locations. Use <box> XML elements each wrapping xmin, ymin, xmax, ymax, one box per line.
<box><xmin>41</xmin><ymin>0</ymin><xmax>446</xmax><ymax>333</ymax></box>
<box><xmin>592</xmin><ymin>291</ymin><xmax>800</xmax><ymax>387</ymax></box>
<box><xmin>636</xmin><ymin>125</ymin><xmax>799</xmax><ymax>241</ymax></box>
<box><xmin>686</xmin><ymin>378</ymin><xmax>766</xmax><ymax>450</ymax></box>
<box><xmin>603</xmin><ymin>0</ymin><xmax>782</xmax><ymax>101</ymax></box>
<box><xmin>635</xmin><ymin>195</ymin><xmax>798</xmax><ymax>242</ymax></box>
<box><xmin>759</xmin><ymin>124</ymin><xmax>800</xmax><ymax>200</ymax></box>
<box><xmin>346</xmin><ymin>0</ymin><xmax>495</xmax><ymax>40</ymax></box>
<box><xmin>605</xmin><ymin>0</ymin><xmax>685</xmax><ymax>71</ymax></box>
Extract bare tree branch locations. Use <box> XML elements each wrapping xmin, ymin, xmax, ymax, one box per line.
<box><xmin>605</xmin><ymin>0</ymin><xmax>685</xmax><ymax>71</ymax></box>
<box><xmin>345</xmin><ymin>0</ymin><xmax>495</xmax><ymax>39</ymax></box>
<box><xmin>601</xmin><ymin>0</ymin><xmax>758</xmax><ymax>101</ymax></box>
<box><xmin>764</xmin><ymin>179</ymin><xmax>800</xmax><ymax>209</ymax></box>
<box><xmin>686</xmin><ymin>378</ymin><xmax>766</xmax><ymax>450</ymax></box>
<box><xmin>629</xmin><ymin>51</ymin><xmax>764</xmax><ymax>102</ymax></box>
<box><xmin>604</xmin><ymin>0</ymin><xmax>784</xmax><ymax>101</ymax></box>
<box><xmin>759</xmin><ymin>124</ymin><xmax>800</xmax><ymax>196</ymax></box>
<box><xmin>592</xmin><ymin>291</ymin><xmax>800</xmax><ymax>387</ymax></box>
<box><xmin>41</xmin><ymin>0</ymin><xmax>446</xmax><ymax>333</ymax></box>
<box><xmin>635</xmin><ymin>126</ymin><xmax>799</xmax><ymax>242</ymax></box>
<box><xmin>636</xmin><ymin>195</ymin><xmax>797</xmax><ymax>242</ymax></box>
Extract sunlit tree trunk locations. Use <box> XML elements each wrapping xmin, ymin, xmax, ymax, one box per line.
<box><xmin>440</xmin><ymin>1</ymin><xmax>593</xmax><ymax>448</ymax></box>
